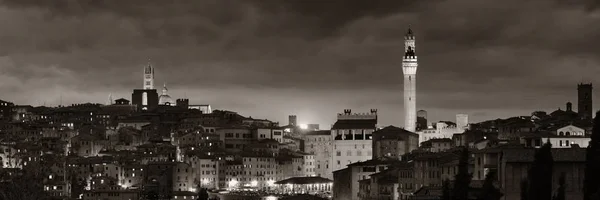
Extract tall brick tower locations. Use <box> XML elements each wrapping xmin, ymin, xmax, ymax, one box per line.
<box><xmin>578</xmin><ymin>83</ymin><xmax>593</xmax><ymax>120</ymax></box>
<box><xmin>402</xmin><ymin>27</ymin><xmax>418</xmax><ymax>132</ymax></box>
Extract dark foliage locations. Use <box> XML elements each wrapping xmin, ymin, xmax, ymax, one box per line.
<box><xmin>478</xmin><ymin>171</ymin><xmax>503</xmax><ymax>200</ymax></box>
<box><xmin>527</xmin><ymin>141</ymin><xmax>553</xmax><ymax>200</ymax></box>
<box><xmin>197</xmin><ymin>187</ymin><xmax>209</xmax><ymax>200</ymax></box>
<box><xmin>521</xmin><ymin>179</ymin><xmax>528</xmax><ymax>200</ymax></box>
<box><xmin>0</xmin><ymin>163</ymin><xmax>48</xmax><ymax>200</ymax></box>
<box><xmin>584</xmin><ymin>111</ymin><xmax>600</xmax><ymax>200</ymax></box>
<box><xmin>553</xmin><ymin>173</ymin><xmax>566</xmax><ymax>200</ymax></box>
<box><xmin>452</xmin><ymin>147</ymin><xmax>472</xmax><ymax>200</ymax></box>
<box><xmin>442</xmin><ymin>179</ymin><xmax>451</xmax><ymax>200</ymax></box>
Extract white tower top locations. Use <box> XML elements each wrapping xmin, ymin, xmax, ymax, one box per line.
<box><xmin>402</xmin><ymin>26</ymin><xmax>418</xmax><ymax>133</ymax></box>
<box><xmin>144</xmin><ymin>59</ymin><xmax>155</xmax><ymax>90</ymax></box>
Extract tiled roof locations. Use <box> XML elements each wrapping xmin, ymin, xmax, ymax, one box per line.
<box><xmin>372</xmin><ymin>126</ymin><xmax>418</xmax><ymax>140</ymax></box>
<box><xmin>502</xmin><ymin>148</ymin><xmax>586</xmax><ymax>163</ymax></box>
<box><xmin>275</xmin><ymin>176</ymin><xmax>332</xmax><ymax>185</ymax></box>
<box><xmin>304</xmin><ymin>130</ymin><xmax>330</xmax><ymax>136</ymax></box>
<box><xmin>331</xmin><ymin>119</ymin><xmax>376</xmax><ymax>130</ymax></box>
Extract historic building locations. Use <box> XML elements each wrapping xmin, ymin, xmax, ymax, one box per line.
<box><xmin>158</xmin><ymin>83</ymin><xmax>176</xmax><ymax>106</ymax></box>
<box><xmin>132</xmin><ymin>61</ymin><xmax>159</xmax><ymax>111</ymax></box>
<box><xmin>331</xmin><ymin>109</ymin><xmax>377</xmax><ymax>172</ymax></box>
<box><xmin>402</xmin><ymin>27</ymin><xmax>418</xmax><ymax>132</ymax></box>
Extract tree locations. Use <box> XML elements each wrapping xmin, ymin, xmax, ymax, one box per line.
<box><xmin>553</xmin><ymin>173</ymin><xmax>566</xmax><ymax>200</ymax></box>
<box><xmin>442</xmin><ymin>179</ymin><xmax>451</xmax><ymax>200</ymax></box>
<box><xmin>584</xmin><ymin>111</ymin><xmax>600</xmax><ymax>200</ymax></box>
<box><xmin>478</xmin><ymin>171</ymin><xmax>503</xmax><ymax>200</ymax></box>
<box><xmin>452</xmin><ymin>147</ymin><xmax>472</xmax><ymax>200</ymax></box>
<box><xmin>527</xmin><ymin>141</ymin><xmax>553</xmax><ymax>200</ymax></box>
<box><xmin>520</xmin><ymin>179</ymin><xmax>528</xmax><ymax>200</ymax></box>
<box><xmin>197</xmin><ymin>187</ymin><xmax>209</xmax><ymax>200</ymax></box>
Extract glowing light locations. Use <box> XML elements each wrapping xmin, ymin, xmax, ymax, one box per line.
<box><xmin>251</xmin><ymin>180</ymin><xmax>258</xmax><ymax>187</ymax></box>
<box><xmin>228</xmin><ymin>179</ymin><xmax>238</xmax><ymax>188</ymax></box>
<box><xmin>202</xmin><ymin>179</ymin><xmax>209</xmax><ymax>184</ymax></box>
<box><xmin>284</xmin><ymin>128</ymin><xmax>291</xmax><ymax>133</ymax></box>
<box><xmin>265</xmin><ymin>196</ymin><xmax>278</xmax><ymax>200</ymax></box>
<box><xmin>299</xmin><ymin>124</ymin><xmax>308</xmax><ymax>129</ymax></box>
<box><xmin>267</xmin><ymin>180</ymin><xmax>275</xmax><ymax>187</ymax></box>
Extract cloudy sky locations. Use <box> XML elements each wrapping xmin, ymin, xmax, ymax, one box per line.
<box><xmin>0</xmin><ymin>0</ymin><xmax>599</xmax><ymax>128</ymax></box>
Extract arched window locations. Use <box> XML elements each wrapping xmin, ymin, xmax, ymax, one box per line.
<box><xmin>559</xmin><ymin>131</ymin><xmax>564</xmax><ymax>136</ymax></box>
<box><xmin>566</xmin><ymin>132</ymin><xmax>571</xmax><ymax>136</ymax></box>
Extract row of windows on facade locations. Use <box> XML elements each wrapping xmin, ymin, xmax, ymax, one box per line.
<box><xmin>226</xmin><ymin>171</ymin><xmax>276</xmax><ymax>176</ymax></box>
<box><xmin>336</xmin><ymin>150</ymin><xmax>373</xmax><ymax>157</ymax></box>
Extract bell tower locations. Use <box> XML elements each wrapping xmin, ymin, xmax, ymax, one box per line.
<box><xmin>402</xmin><ymin>27</ymin><xmax>418</xmax><ymax>132</ymax></box>
<box><xmin>144</xmin><ymin>59</ymin><xmax>155</xmax><ymax>90</ymax></box>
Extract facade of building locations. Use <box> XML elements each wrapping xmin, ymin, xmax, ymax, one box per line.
<box><xmin>303</xmin><ymin>130</ymin><xmax>333</xmax><ymax>179</ymax></box>
<box><xmin>417</xmin><ymin>114</ymin><xmax>469</xmax><ymax>145</ymax></box>
<box><xmin>371</xmin><ymin>126</ymin><xmax>419</xmax><ymax>160</ymax></box>
<box><xmin>332</xmin><ymin>109</ymin><xmax>377</xmax><ymax>172</ymax></box>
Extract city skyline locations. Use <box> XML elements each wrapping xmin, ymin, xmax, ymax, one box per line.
<box><xmin>1</xmin><ymin>0</ymin><xmax>600</xmax><ymax>127</ymax></box>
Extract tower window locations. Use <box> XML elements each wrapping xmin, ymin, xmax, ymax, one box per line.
<box><xmin>409</xmin><ymin>76</ymin><xmax>411</xmax><ymax>81</ymax></box>
<box><xmin>145</xmin><ymin>81</ymin><xmax>151</xmax><ymax>85</ymax></box>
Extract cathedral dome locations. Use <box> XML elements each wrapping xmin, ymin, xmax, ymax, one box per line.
<box><xmin>158</xmin><ymin>83</ymin><xmax>176</xmax><ymax>106</ymax></box>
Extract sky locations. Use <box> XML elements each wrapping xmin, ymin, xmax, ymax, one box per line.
<box><xmin>0</xmin><ymin>0</ymin><xmax>599</xmax><ymax>128</ymax></box>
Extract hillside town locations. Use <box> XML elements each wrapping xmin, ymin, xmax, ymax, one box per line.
<box><xmin>1</xmin><ymin>28</ymin><xmax>600</xmax><ymax>200</ymax></box>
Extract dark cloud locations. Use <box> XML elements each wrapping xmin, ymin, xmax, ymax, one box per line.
<box><xmin>0</xmin><ymin>0</ymin><xmax>599</xmax><ymax>127</ymax></box>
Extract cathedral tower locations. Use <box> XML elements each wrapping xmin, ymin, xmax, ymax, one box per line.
<box><xmin>402</xmin><ymin>27</ymin><xmax>418</xmax><ymax>132</ymax></box>
<box><xmin>144</xmin><ymin>60</ymin><xmax>155</xmax><ymax>89</ymax></box>
<box><xmin>578</xmin><ymin>83</ymin><xmax>593</xmax><ymax>120</ymax></box>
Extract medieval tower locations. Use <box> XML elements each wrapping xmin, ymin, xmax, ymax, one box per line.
<box><xmin>144</xmin><ymin>60</ymin><xmax>155</xmax><ymax>90</ymax></box>
<box><xmin>577</xmin><ymin>83</ymin><xmax>593</xmax><ymax>120</ymax></box>
<box><xmin>402</xmin><ymin>27</ymin><xmax>418</xmax><ymax>132</ymax></box>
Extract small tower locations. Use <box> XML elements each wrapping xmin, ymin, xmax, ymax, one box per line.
<box><xmin>144</xmin><ymin>59</ymin><xmax>155</xmax><ymax>90</ymax></box>
<box><xmin>578</xmin><ymin>83</ymin><xmax>593</xmax><ymax>120</ymax></box>
<box><xmin>402</xmin><ymin>26</ymin><xmax>418</xmax><ymax>132</ymax></box>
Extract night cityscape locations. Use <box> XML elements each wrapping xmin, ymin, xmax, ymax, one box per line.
<box><xmin>1</xmin><ymin>1</ymin><xmax>600</xmax><ymax>200</ymax></box>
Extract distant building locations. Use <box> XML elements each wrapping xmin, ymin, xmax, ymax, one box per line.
<box><xmin>417</xmin><ymin>114</ymin><xmax>468</xmax><ymax>145</ymax></box>
<box><xmin>371</xmin><ymin>126</ymin><xmax>419</xmax><ymax>160</ymax></box>
<box><xmin>416</xmin><ymin>110</ymin><xmax>427</xmax><ymax>131</ymax></box>
<box><xmin>158</xmin><ymin>83</ymin><xmax>176</xmax><ymax>106</ymax></box>
<box><xmin>331</xmin><ymin>109</ymin><xmax>377</xmax><ymax>172</ymax></box>
<box><xmin>289</xmin><ymin>115</ymin><xmax>297</xmax><ymax>126</ymax></box>
<box><xmin>521</xmin><ymin>125</ymin><xmax>590</xmax><ymax>148</ymax></box>
<box><xmin>303</xmin><ymin>130</ymin><xmax>333</xmax><ymax>179</ymax></box>
<box><xmin>188</xmin><ymin>105</ymin><xmax>212</xmax><ymax>114</ymax></box>
<box><xmin>577</xmin><ymin>83</ymin><xmax>593</xmax><ymax>120</ymax></box>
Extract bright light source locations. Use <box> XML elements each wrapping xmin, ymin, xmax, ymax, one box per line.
<box><xmin>267</xmin><ymin>180</ymin><xmax>275</xmax><ymax>187</ymax></box>
<box><xmin>265</xmin><ymin>196</ymin><xmax>278</xmax><ymax>200</ymax></box>
<box><xmin>228</xmin><ymin>179</ymin><xmax>238</xmax><ymax>188</ymax></box>
<box><xmin>299</xmin><ymin>124</ymin><xmax>308</xmax><ymax>129</ymax></box>
<box><xmin>202</xmin><ymin>179</ymin><xmax>209</xmax><ymax>184</ymax></box>
<box><xmin>251</xmin><ymin>180</ymin><xmax>258</xmax><ymax>187</ymax></box>
<box><xmin>284</xmin><ymin>128</ymin><xmax>291</xmax><ymax>133</ymax></box>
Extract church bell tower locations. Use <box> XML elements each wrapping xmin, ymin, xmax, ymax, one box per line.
<box><xmin>402</xmin><ymin>27</ymin><xmax>418</xmax><ymax>132</ymax></box>
<box><xmin>144</xmin><ymin>60</ymin><xmax>155</xmax><ymax>90</ymax></box>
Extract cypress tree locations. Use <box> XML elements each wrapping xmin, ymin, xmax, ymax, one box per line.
<box><xmin>527</xmin><ymin>141</ymin><xmax>553</xmax><ymax>200</ymax></box>
<box><xmin>452</xmin><ymin>147</ymin><xmax>472</xmax><ymax>200</ymax></box>
<box><xmin>478</xmin><ymin>171</ymin><xmax>503</xmax><ymax>200</ymax></box>
<box><xmin>521</xmin><ymin>179</ymin><xmax>528</xmax><ymax>200</ymax></box>
<box><xmin>584</xmin><ymin>111</ymin><xmax>600</xmax><ymax>200</ymax></box>
<box><xmin>442</xmin><ymin>179</ymin><xmax>451</xmax><ymax>200</ymax></box>
<box><xmin>553</xmin><ymin>173</ymin><xmax>566</xmax><ymax>200</ymax></box>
